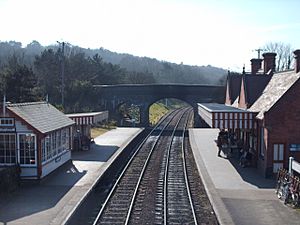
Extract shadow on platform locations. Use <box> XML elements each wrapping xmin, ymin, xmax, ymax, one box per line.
<box><xmin>226</xmin><ymin>152</ymin><xmax>276</xmax><ymax>189</ymax></box>
<box><xmin>71</xmin><ymin>143</ymin><xmax>119</xmax><ymax>162</ymax></box>
<box><xmin>0</xmin><ymin>161</ymin><xmax>86</xmax><ymax>224</ymax></box>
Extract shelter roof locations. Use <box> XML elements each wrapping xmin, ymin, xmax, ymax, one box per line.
<box><xmin>66</xmin><ymin>112</ymin><xmax>106</xmax><ymax>117</ymax></box>
<box><xmin>66</xmin><ymin>111</ymin><xmax>108</xmax><ymax>125</ymax></box>
<box><xmin>7</xmin><ymin>102</ymin><xmax>74</xmax><ymax>134</ymax></box>
<box><xmin>198</xmin><ymin>103</ymin><xmax>247</xmax><ymax>113</ymax></box>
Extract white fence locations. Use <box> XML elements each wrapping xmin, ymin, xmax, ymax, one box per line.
<box><xmin>289</xmin><ymin>157</ymin><xmax>300</xmax><ymax>175</ymax></box>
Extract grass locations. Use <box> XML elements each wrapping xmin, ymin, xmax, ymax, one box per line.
<box><xmin>149</xmin><ymin>103</ymin><xmax>170</xmax><ymax>126</ymax></box>
<box><xmin>91</xmin><ymin>123</ymin><xmax>116</xmax><ymax>138</ymax></box>
<box><xmin>91</xmin><ymin>127</ymin><xmax>109</xmax><ymax>138</ymax></box>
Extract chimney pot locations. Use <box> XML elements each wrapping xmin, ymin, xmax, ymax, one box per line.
<box><xmin>250</xmin><ymin>58</ymin><xmax>263</xmax><ymax>75</ymax></box>
<box><xmin>294</xmin><ymin>49</ymin><xmax>300</xmax><ymax>73</ymax></box>
<box><xmin>263</xmin><ymin>52</ymin><xmax>276</xmax><ymax>74</ymax></box>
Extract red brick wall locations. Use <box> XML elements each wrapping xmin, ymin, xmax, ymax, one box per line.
<box><xmin>265</xmin><ymin>79</ymin><xmax>300</xmax><ymax>174</ymax></box>
<box><xmin>256</xmin><ymin>119</ymin><xmax>271</xmax><ymax>177</ymax></box>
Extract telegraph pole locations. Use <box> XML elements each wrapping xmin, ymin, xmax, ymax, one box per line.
<box><xmin>255</xmin><ymin>48</ymin><xmax>265</xmax><ymax>59</ymax></box>
<box><xmin>57</xmin><ymin>41</ymin><xmax>65</xmax><ymax>108</ymax></box>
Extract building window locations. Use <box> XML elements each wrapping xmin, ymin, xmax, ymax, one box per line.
<box><xmin>41</xmin><ymin>135</ymin><xmax>51</xmax><ymax>162</ymax></box>
<box><xmin>52</xmin><ymin>132</ymin><xmax>57</xmax><ymax>156</ymax></box>
<box><xmin>0</xmin><ymin>134</ymin><xmax>16</xmax><ymax>164</ymax></box>
<box><xmin>0</xmin><ymin>118</ymin><xmax>14</xmax><ymax>126</ymax></box>
<box><xmin>62</xmin><ymin>129</ymin><xmax>66</xmax><ymax>146</ymax></box>
<box><xmin>41</xmin><ymin>128</ymin><xmax>70</xmax><ymax>163</ymax></box>
<box><xmin>41</xmin><ymin>138</ymin><xmax>45</xmax><ymax>162</ymax></box>
<box><xmin>66</xmin><ymin>128</ymin><xmax>70</xmax><ymax>149</ymax></box>
<box><xmin>46</xmin><ymin>136</ymin><xmax>51</xmax><ymax>160</ymax></box>
<box><xmin>273</xmin><ymin>144</ymin><xmax>284</xmax><ymax>173</ymax></box>
<box><xmin>19</xmin><ymin>134</ymin><xmax>36</xmax><ymax>165</ymax></box>
<box><xmin>273</xmin><ymin>144</ymin><xmax>284</xmax><ymax>161</ymax></box>
<box><xmin>61</xmin><ymin>128</ymin><xmax>70</xmax><ymax>151</ymax></box>
<box><xmin>57</xmin><ymin>130</ymin><xmax>62</xmax><ymax>153</ymax></box>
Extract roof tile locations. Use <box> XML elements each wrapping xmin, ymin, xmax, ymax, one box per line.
<box><xmin>249</xmin><ymin>71</ymin><xmax>300</xmax><ymax>119</ymax></box>
<box><xmin>7</xmin><ymin>102</ymin><xmax>75</xmax><ymax>134</ymax></box>
<box><xmin>243</xmin><ymin>74</ymin><xmax>272</xmax><ymax>106</ymax></box>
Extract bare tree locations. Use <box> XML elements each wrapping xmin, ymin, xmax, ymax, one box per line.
<box><xmin>263</xmin><ymin>42</ymin><xmax>294</xmax><ymax>71</ymax></box>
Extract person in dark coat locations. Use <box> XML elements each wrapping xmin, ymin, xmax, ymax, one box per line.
<box><xmin>217</xmin><ymin>133</ymin><xmax>223</xmax><ymax>157</ymax></box>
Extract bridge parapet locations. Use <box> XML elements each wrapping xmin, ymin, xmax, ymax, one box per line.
<box><xmin>94</xmin><ymin>84</ymin><xmax>225</xmax><ymax>127</ymax></box>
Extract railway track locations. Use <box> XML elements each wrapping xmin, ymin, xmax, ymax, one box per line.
<box><xmin>93</xmin><ymin>108</ymin><xmax>184</xmax><ymax>224</ymax></box>
<box><xmin>128</xmin><ymin>108</ymin><xmax>192</xmax><ymax>225</ymax></box>
<box><xmin>164</xmin><ymin>108</ymin><xmax>197</xmax><ymax>224</ymax></box>
<box><xmin>92</xmin><ymin>107</ymin><xmax>218</xmax><ymax>225</ymax></box>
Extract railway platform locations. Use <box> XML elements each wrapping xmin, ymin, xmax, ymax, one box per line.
<box><xmin>189</xmin><ymin>128</ymin><xmax>300</xmax><ymax>225</ymax></box>
<box><xmin>0</xmin><ymin>127</ymin><xmax>143</xmax><ymax>225</ymax></box>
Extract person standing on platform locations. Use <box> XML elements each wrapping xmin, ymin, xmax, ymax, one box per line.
<box><xmin>217</xmin><ymin>132</ymin><xmax>223</xmax><ymax>157</ymax></box>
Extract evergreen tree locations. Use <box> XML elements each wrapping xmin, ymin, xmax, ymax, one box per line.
<box><xmin>0</xmin><ymin>55</ymin><xmax>39</xmax><ymax>102</ymax></box>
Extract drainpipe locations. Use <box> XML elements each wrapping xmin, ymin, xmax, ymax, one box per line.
<box><xmin>2</xmin><ymin>95</ymin><xmax>6</xmax><ymax>117</ymax></box>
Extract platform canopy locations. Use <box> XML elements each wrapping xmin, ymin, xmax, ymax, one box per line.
<box><xmin>198</xmin><ymin>103</ymin><xmax>256</xmax><ymax>130</ymax></box>
<box><xmin>66</xmin><ymin>111</ymin><xmax>108</xmax><ymax>125</ymax></box>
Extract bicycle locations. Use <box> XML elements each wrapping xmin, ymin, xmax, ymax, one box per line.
<box><xmin>275</xmin><ymin>168</ymin><xmax>287</xmax><ymax>194</ymax></box>
<box><xmin>289</xmin><ymin>177</ymin><xmax>300</xmax><ymax>208</ymax></box>
<box><xmin>277</xmin><ymin>176</ymin><xmax>291</xmax><ymax>204</ymax></box>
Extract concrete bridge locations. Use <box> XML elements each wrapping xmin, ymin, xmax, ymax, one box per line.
<box><xmin>95</xmin><ymin>84</ymin><xmax>225</xmax><ymax>127</ymax></box>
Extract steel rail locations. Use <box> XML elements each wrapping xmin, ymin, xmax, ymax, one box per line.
<box><xmin>181</xmin><ymin>109</ymin><xmax>198</xmax><ymax>225</ymax></box>
<box><xmin>124</xmin><ymin>108</ymin><xmax>187</xmax><ymax>224</ymax></box>
<box><xmin>163</xmin><ymin>107</ymin><xmax>191</xmax><ymax>225</ymax></box>
<box><xmin>92</xmin><ymin>109</ymin><xmax>181</xmax><ymax>225</ymax></box>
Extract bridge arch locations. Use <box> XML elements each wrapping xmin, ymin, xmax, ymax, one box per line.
<box><xmin>95</xmin><ymin>84</ymin><xmax>225</xmax><ymax>127</ymax></box>
<box><xmin>147</xmin><ymin>98</ymin><xmax>193</xmax><ymax>126</ymax></box>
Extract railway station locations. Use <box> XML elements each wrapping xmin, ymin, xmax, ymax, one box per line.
<box><xmin>1</xmin><ymin>49</ymin><xmax>300</xmax><ymax>224</ymax></box>
<box><xmin>2</xmin><ymin>0</ymin><xmax>300</xmax><ymax>224</ymax></box>
<box><xmin>1</xmin><ymin>111</ymin><xmax>300</xmax><ymax>225</ymax></box>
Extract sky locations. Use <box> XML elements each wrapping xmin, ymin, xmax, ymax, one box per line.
<box><xmin>0</xmin><ymin>0</ymin><xmax>300</xmax><ymax>71</ymax></box>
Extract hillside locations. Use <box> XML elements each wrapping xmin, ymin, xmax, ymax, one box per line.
<box><xmin>0</xmin><ymin>41</ymin><xmax>227</xmax><ymax>85</ymax></box>
<box><xmin>82</xmin><ymin>47</ymin><xmax>227</xmax><ymax>85</ymax></box>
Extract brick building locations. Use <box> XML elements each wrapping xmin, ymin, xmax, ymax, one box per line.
<box><xmin>250</xmin><ymin>50</ymin><xmax>300</xmax><ymax>177</ymax></box>
<box><xmin>200</xmin><ymin>49</ymin><xmax>300</xmax><ymax>177</ymax></box>
<box><xmin>226</xmin><ymin>52</ymin><xmax>276</xmax><ymax>109</ymax></box>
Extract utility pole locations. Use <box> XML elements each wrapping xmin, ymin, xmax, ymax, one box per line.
<box><xmin>254</xmin><ymin>48</ymin><xmax>265</xmax><ymax>59</ymax></box>
<box><xmin>57</xmin><ymin>41</ymin><xmax>65</xmax><ymax>108</ymax></box>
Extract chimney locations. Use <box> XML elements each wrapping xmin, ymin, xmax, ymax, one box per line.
<box><xmin>250</xmin><ymin>58</ymin><xmax>262</xmax><ymax>75</ymax></box>
<box><xmin>263</xmin><ymin>52</ymin><xmax>276</xmax><ymax>74</ymax></box>
<box><xmin>294</xmin><ymin>49</ymin><xmax>300</xmax><ymax>73</ymax></box>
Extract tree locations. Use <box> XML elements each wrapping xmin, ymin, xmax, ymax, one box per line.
<box><xmin>26</xmin><ymin>40</ymin><xmax>44</xmax><ymax>55</ymax></box>
<box><xmin>263</xmin><ymin>42</ymin><xmax>294</xmax><ymax>71</ymax></box>
<box><xmin>124</xmin><ymin>71</ymin><xmax>155</xmax><ymax>84</ymax></box>
<box><xmin>34</xmin><ymin>49</ymin><xmax>61</xmax><ymax>104</ymax></box>
<box><xmin>0</xmin><ymin>55</ymin><xmax>40</xmax><ymax>102</ymax></box>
